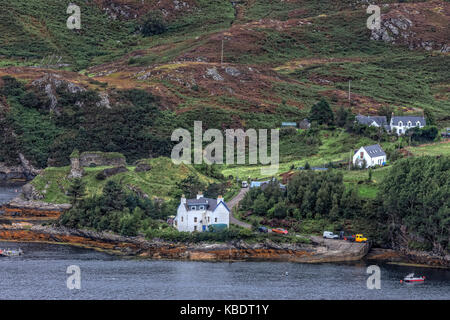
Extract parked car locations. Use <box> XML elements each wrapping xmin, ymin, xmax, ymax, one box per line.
<box><xmin>258</xmin><ymin>226</ymin><xmax>268</xmax><ymax>233</ymax></box>
<box><xmin>272</xmin><ymin>228</ymin><xmax>288</xmax><ymax>235</ymax></box>
<box><xmin>343</xmin><ymin>233</ymin><xmax>368</xmax><ymax>243</ymax></box>
<box><xmin>323</xmin><ymin>231</ymin><xmax>339</xmax><ymax>239</ymax></box>
<box><xmin>242</xmin><ymin>181</ymin><xmax>249</xmax><ymax>188</ymax></box>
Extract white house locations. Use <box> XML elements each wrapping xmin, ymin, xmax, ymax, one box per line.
<box><xmin>353</xmin><ymin>144</ymin><xmax>387</xmax><ymax>168</ymax></box>
<box><xmin>390</xmin><ymin>115</ymin><xmax>426</xmax><ymax>135</ymax></box>
<box><xmin>173</xmin><ymin>192</ymin><xmax>230</xmax><ymax>232</ymax></box>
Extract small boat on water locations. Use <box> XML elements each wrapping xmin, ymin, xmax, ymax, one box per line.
<box><xmin>0</xmin><ymin>248</ymin><xmax>23</xmax><ymax>257</ymax></box>
<box><xmin>401</xmin><ymin>273</ymin><xmax>425</xmax><ymax>283</ymax></box>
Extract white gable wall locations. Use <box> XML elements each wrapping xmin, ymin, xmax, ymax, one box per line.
<box><xmin>174</xmin><ymin>199</ymin><xmax>230</xmax><ymax>232</ymax></box>
<box><xmin>353</xmin><ymin>147</ymin><xmax>386</xmax><ymax>168</ymax></box>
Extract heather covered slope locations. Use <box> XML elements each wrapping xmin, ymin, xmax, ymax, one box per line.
<box><xmin>0</xmin><ymin>0</ymin><xmax>449</xmax><ymax>170</ymax></box>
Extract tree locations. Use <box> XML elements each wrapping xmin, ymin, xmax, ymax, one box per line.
<box><xmin>102</xmin><ymin>181</ymin><xmax>126</xmax><ymax>212</ymax></box>
<box><xmin>253</xmin><ymin>193</ymin><xmax>269</xmax><ymax>216</ymax></box>
<box><xmin>67</xmin><ymin>178</ymin><xmax>86</xmax><ymax>205</ymax></box>
<box><xmin>379</xmin><ymin>105</ymin><xmax>394</xmax><ymax>123</ymax></box>
<box><xmin>273</xmin><ymin>201</ymin><xmax>288</xmax><ymax>219</ymax></box>
<box><xmin>309</xmin><ymin>99</ymin><xmax>334</xmax><ymax>125</ymax></box>
<box><xmin>424</xmin><ymin>109</ymin><xmax>435</xmax><ymax>126</ymax></box>
<box><xmin>335</xmin><ymin>106</ymin><xmax>351</xmax><ymax>127</ymax></box>
<box><xmin>141</xmin><ymin>11</ymin><xmax>167</xmax><ymax>36</ymax></box>
<box><xmin>176</xmin><ymin>175</ymin><xmax>206</xmax><ymax>199</ymax></box>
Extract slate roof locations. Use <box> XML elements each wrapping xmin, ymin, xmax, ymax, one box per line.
<box><xmin>185</xmin><ymin>197</ymin><xmax>228</xmax><ymax>212</ymax></box>
<box><xmin>391</xmin><ymin>116</ymin><xmax>426</xmax><ymax>126</ymax></box>
<box><xmin>355</xmin><ymin>115</ymin><xmax>388</xmax><ymax>127</ymax></box>
<box><xmin>359</xmin><ymin>144</ymin><xmax>386</xmax><ymax>158</ymax></box>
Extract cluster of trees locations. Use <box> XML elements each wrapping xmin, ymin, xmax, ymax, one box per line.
<box><xmin>240</xmin><ymin>171</ymin><xmax>363</xmax><ymax>221</ymax></box>
<box><xmin>174</xmin><ymin>174</ymin><xmax>229</xmax><ymax>199</ymax></box>
<box><xmin>308</xmin><ymin>99</ymin><xmax>354</xmax><ymax>129</ymax></box>
<box><xmin>407</xmin><ymin>126</ymin><xmax>439</xmax><ymax>143</ymax></box>
<box><xmin>0</xmin><ymin>76</ymin><xmax>177</xmax><ymax>167</ymax></box>
<box><xmin>377</xmin><ymin>156</ymin><xmax>449</xmax><ymax>254</ymax></box>
<box><xmin>59</xmin><ymin>179</ymin><xmax>175</xmax><ymax>236</ymax></box>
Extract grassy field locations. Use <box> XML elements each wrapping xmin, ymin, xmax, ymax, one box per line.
<box><xmin>406</xmin><ymin>140</ymin><xmax>450</xmax><ymax>156</ymax></box>
<box><xmin>31</xmin><ymin>157</ymin><xmax>216</xmax><ymax>203</ymax></box>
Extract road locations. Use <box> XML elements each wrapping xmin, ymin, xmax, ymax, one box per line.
<box><xmin>228</xmin><ymin>188</ymin><xmax>252</xmax><ymax>229</ymax></box>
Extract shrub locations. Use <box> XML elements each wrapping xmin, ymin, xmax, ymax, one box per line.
<box><xmin>141</xmin><ymin>11</ymin><xmax>167</xmax><ymax>37</ymax></box>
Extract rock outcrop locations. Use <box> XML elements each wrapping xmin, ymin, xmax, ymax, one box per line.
<box><xmin>31</xmin><ymin>73</ymin><xmax>86</xmax><ymax>114</ymax></box>
<box><xmin>0</xmin><ymin>154</ymin><xmax>41</xmax><ymax>184</ymax></box>
<box><xmin>102</xmin><ymin>165</ymin><xmax>129</xmax><ymax>178</ymax></box>
<box><xmin>1</xmin><ymin>198</ymin><xmax>71</xmax><ymax>219</ymax></box>
<box><xmin>134</xmin><ymin>162</ymin><xmax>152</xmax><ymax>172</ymax></box>
<box><xmin>369</xmin><ymin>1</ymin><xmax>449</xmax><ymax>53</ymax></box>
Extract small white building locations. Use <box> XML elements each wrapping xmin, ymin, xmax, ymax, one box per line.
<box><xmin>390</xmin><ymin>115</ymin><xmax>426</xmax><ymax>135</ymax></box>
<box><xmin>173</xmin><ymin>193</ymin><xmax>230</xmax><ymax>232</ymax></box>
<box><xmin>353</xmin><ymin>144</ymin><xmax>387</xmax><ymax>168</ymax></box>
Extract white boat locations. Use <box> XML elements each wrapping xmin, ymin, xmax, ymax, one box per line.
<box><xmin>0</xmin><ymin>248</ymin><xmax>23</xmax><ymax>257</ymax></box>
<box><xmin>402</xmin><ymin>273</ymin><xmax>425</xmax><ymax>283</ymax></box>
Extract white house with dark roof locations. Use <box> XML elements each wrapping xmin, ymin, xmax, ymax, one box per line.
<box><xmin>174</xmin><ymin>192</ymin><xmax>230</xmax><ymax>232</ymax></box>
<box><xmin>390</xmin><ymin>115</ymin><xmax>426</xmax><ymax>135</ymax></box>
<box><xmin>353</xmin><ymin>144</ymin><xmax>387</xmax><ymax>168</ymax></box>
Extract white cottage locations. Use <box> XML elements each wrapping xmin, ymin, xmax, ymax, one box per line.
<box><xmin>174</xmin><ymin>193</ymin><xmax>230</xmax><ymax>232</ymax></box>
<box><xmin>353</xmin><ymin>144</ymin><xmax>386</xmax><ymax>168</ymax></box>
<box><xmin>390</xmin><ymin>115</ymin><xmax>426</xmax><ymax>135</ymax></box>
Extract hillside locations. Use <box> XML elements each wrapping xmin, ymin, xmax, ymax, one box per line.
<box><xmin>0</xmin><ymin>0</ymin><xmax>449</xmax><ymax>169</ymax></box>
<box><xmin>29</xmin><ymin>157</ymin><xmax>216</xmax><ymax>203</ymax></box>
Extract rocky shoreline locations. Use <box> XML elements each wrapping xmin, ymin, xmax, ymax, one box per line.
<box><xmin>0</xmin><ymin>224</ymin><xmax>448</xmax><ymax>268</ymax></box>
<box><xmin>0</xmin><ymin>225</ymin><xmax>371</xmax><ymax>263</ymax></box>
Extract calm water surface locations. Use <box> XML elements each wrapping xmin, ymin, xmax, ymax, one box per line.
<box><xmin>1</xmin><ymin>187</ymin><xmax>449</xmax><ymax>300</ymax></box>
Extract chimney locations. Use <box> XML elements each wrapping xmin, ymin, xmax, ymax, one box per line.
<box><xmin>180</xmin><ymin>194</ymin><xmax>186</xmax><ymax>204</ymax></box>
<box><xmin>217</xmin><ymin>195</ymin><xmax>223</xmax><ymax>203</ymax></box>
<box><xmin>196</xmin><ymin>191</ymin><xmax>203</xmax><ymax>200</ymax></box>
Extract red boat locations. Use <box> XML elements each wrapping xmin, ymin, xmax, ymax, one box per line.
<box><xmin>401</xmin><ymin>273</ymin><xmax>425</xmax><ymax>283</ymax></box>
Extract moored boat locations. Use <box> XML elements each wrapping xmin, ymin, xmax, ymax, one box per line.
<box><xmin>0</xmin><ymin>248</ymin><xmax>23</xmax><ymax>257</ymax></box>
<box><xmin>401</xmin><ymin>273</ymin><xmax>425</xmax><ymax>283</ymax></box>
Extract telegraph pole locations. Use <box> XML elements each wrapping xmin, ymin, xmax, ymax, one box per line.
<box><xmin>221</xmin><ymin>38</ymin><xmax>224</xmax><ymax>66</ymax></box>
<box><xmin>349</xmin><ymin>149</ymin><xmax>352</xmax><ymax>170</ymax></box>
<box><xmin>348</xmin><ymin>80</ymin><xmax>351</xmax><ymax>104</ymax></box>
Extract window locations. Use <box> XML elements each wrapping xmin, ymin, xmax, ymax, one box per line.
<box><xmin>407</xmin><ymin>121</ymin><xmax>412</xmax><ymax>127</ymax></box>
<box><xmin>360</xmin><ymin>152</ymin><xmax>364</xmax><ymax>158</ymax></box>
<box><xmin>207</xmin><ymin>217</ymin><xmax>210</xmax><ymax>223</ymax></box>
<box><xmin>215</xmin><ymin>218</ymin><xmax>218</xmax><ymax>223</ymax></box>
<box><xmin>181</xmin><ymin>217</ymin><xmax>183</xmax><ymax>222</ymax></box>
<box><xmin>398</xmin><ymin>121</ymin><xmax>403</xmax><ymax>127</ymax></box>
<box><xmin>194</xmin><ymin>226</ymin><xmax>197</xmax><ymax>231</ymax></box>
<box><xmin>190</xmin><ymin>206</ymin><xmax>196</xmax><ymax>211</ymax></box>
<box><xmin>416</xmin><ymin>121</ymin><xmax>421</xmax><ymax>126</ymax></box>
<box><xmin>198</xmin><ymin>206</ymin><xmax>204</xmax><ymax>210</ymax></box>
<box><xmin>194</xmin><ymin>217</ymin><xmax>197</xmax><ymax>223</ymax></box>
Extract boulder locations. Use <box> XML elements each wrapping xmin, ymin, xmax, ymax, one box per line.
<box><xmin>135</xmin><ymin>163</ymin><xmax>152</xmax><ymax>172</ymax></box>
